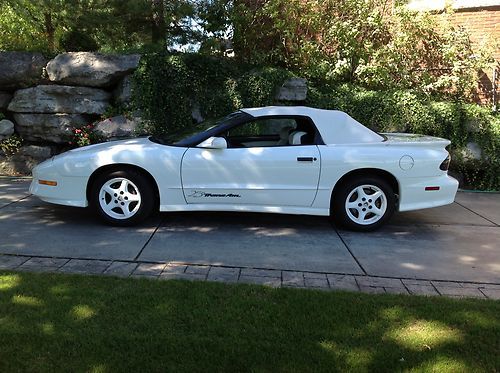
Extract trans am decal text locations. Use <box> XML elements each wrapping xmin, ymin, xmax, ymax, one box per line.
<box><xmin>188</xmin><ymin>191</ymin><xmax>241</xmax><ymax>198</ymax></box>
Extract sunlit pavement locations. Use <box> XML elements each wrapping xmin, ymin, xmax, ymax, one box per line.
<box><xmin>1</xmin><ymin>177</ymin><xmax>499</xmax><ymax>298</ymax></box>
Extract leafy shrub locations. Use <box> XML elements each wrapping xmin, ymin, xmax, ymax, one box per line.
<box><xmin>232</xmin><ymin>0</ymin><xmax>493</xmax><ymax>99</ymax></box>
<box><xmin>307</xmin><ymin>83</ymin><xmax>499</xmax><ymax>190</ymax></box>
<box><xmin>133</xmin><ymin>53</ymin><xmax>293</xmax><ymax>136</ymax></box>
<box><xmin>59</xmin><ymin>30</ymin><xmax>99</xmax><ymax>52</ymax></box>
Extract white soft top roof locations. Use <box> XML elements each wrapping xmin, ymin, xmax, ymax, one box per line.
<box><xmin>241</xmin><ymin>106</ymin><xmax>383</xmax><ymax>144</ymax></box>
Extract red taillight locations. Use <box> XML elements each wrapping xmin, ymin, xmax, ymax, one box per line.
<box><xmin>425</xmin><ymin>186</ymin><xmax>440</xmax><ymax>191</ymax></box>
<box><xmin>440</xmin><ymin>154</ymin><xmax>451</xmax><ymax>171</ymax></box>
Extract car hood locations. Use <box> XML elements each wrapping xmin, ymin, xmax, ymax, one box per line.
<box><xmin>47</xmin><ymin>136</ymin><xmax>187</xmax><ymax>178</ymax></box>
<box><xmin>63</xmin><ymin>137</ymin><xmax>154</xmax><ymax>155</ymax></box>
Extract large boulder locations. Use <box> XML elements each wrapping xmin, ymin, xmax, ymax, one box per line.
<box><xmin>0</xmin><ymin>92</ymin><xmax>12</xmax><ymax>109</ymax></box>
<box><xmin>0</xmin><ymin>145</ymin><xmax>52</xmax><ymax>175</ymax></box>
<box><xmin>276</xmin><ymin>78</ymin><xmax>308</xmax><ymax>101</ymax></box>
<box><xmin>8</xmin><ymin>85</ymin><xmax>110</xmax><ymax>115</ymax></box>
<box><xmin>93</xmin><ymin>115</ymin><xmax>142</xmax><ymax>140</ymax></box>
<box><xmin>0</xmin><ymin>52</ymin><xmax>48</xmax><ymax>90</ymax></box>
<box><xmin>0</xmin><ymin>119</ymin><xmax>15</xmax><ymax>140</ymax></box>
<box><xmin>18</xmin><ymin>145</ymin><xmax>52</xmax><ymax>159</ymax></box>
<box><xmin>46</xmin><ymin>52</ymin><xmax>141</xmax><ymax>87</ymax></box>
<box><xmin>113</xmin><ymin>75</ymin><xmax>133</xmax><ymax>106</ymax></box>
<box><xmin>13</xmin><ymin>113</ymin><xmax>90</xmax><ymax>143</ymax></box>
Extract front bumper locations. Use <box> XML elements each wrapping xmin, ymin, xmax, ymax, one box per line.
<box><xmin>30</xmin><ymin>161</ymin><xmax>88</xmax><ymax>208</ymax></box>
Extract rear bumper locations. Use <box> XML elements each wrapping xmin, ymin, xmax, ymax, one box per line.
<box><xmin>398</xmin><ymin>174</ymin><xmax>459</xmax><ymax>212</ymax></box>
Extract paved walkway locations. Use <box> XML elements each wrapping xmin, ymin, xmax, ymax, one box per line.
<box><xmin>1</xmin><ymin>177</ymin><xmax>499</xmax><ymax>299</ymax></box>
<box><xmin>1</xmin><ymin>254</ymin><xmax>500</xmax><ymax>299</ymax></box>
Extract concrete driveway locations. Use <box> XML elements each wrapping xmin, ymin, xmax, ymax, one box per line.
<box><xmin>1</xmin><ymin>177</ymin><xmax>499</xmax><ymax>285</ymax></box>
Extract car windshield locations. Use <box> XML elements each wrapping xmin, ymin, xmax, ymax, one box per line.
<box><xmin>149</xmin><ymin>111</ymin><xmax>250</xmax><ymax>146</ymax></box>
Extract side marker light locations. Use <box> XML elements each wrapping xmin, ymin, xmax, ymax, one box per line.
<box><xmin>39</xmin><ymin>180</ymin><xmax>57</xmax><ymax>186</ymax></box>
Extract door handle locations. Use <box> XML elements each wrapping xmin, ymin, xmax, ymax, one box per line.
<box><xmin>297</xmin><ymin>157</ymin><xmax>317</xmax><ymax>162</ymax></box>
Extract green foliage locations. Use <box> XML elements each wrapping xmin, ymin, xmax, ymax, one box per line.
<box><xmin>133</xmin><ymin>53</ymin><xmax>293</xmax><ymax>137</ymax></box>
<box><xmin>100</xmin><ymin>104</ymin><xmax>131</xmax><ymax>121</ymax></box>
<box><xmin>0</xmin><ymin>2</ymin><xmax>48</xmax><ymax>52</ymax></box>
<box><xmin>452</xmin><ymin>105</ymin><xmax>500</xmax><ymax>189</ymax></box>
<box><xmin>0</xmin><ymin>0</ymin><xmax>102</xmax><ymax>52</ymax></box>
<box><xmin>0</xmin><ymin>0</ymin><xmax>199</xmax><ymax>53</ymax></box>
<box><xmin>0</xmin><ymin>134</ymin><xmax>23</xmax><ymax>156</ymax></box>
<box><xmin>59</xmin><ymin>30</ymin><xmax>99</xmax><ymax>52</ymax></box>
<box><xmin>232</xmin><ymin>0</ymin><xmax>494</xmax><ymax>99</ymax></box>
<box><xmin>307</xmin><ymin>83</ymin><xmax>499</xmax><ymax>190</ymax></box>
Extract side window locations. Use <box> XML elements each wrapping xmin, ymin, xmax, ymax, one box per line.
<box><xmin>226</xmin><ymin>117</ymin><xmax>318</xmax><ymax>148</ymax></box>
<box><xmin>228</xmin><ymin>118</ymin><xmax>297</xmax><ymax>138</ymax></box>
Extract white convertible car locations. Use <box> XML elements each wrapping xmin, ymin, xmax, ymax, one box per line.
<box><xmin>30</xmin><ymin>106</ymin><xmax>458</xmax><ymax>231</ymax></box>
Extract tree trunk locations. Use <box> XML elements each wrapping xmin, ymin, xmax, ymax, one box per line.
<box><xmin>44</xmin><ymin>11</ymin><xmax>55</xmax><ymax>52</ymax></box>
<box><xmin>151</xmin><ymin>0</ymin><xmax>166</xmax><ymax>44</ymax></box>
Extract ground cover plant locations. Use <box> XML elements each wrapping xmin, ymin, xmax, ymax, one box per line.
<box><xmin>0</xmin><ymin>271</ymin><xmax>499</xmax><ymax>372</ymax></box>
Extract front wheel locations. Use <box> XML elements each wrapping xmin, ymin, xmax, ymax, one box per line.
<box><xmin>90</xmin><ymin>170</ymin><xmax>154</xmax><ymax>226</ymax></box>
<box><xmin>332</xmin><ymin>176</ymin><xmax>396</xmax><ymax>231</ymax></box>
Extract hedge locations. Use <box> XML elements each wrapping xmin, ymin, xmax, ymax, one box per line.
<box><xmin>132</xmin><ymin>53</ymin><xmax>499</xmax><ymax>190</ymax></box>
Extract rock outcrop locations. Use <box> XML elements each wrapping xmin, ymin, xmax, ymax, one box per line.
<box><xmin>93</xmin><ymin>115</ymin><xmax>141</xmax><ymax>140</ymax></box>
<box><xmin>8</xmin><ymin>85</ymin><xmax>111</xmax><ymax>115</ymax></box>
<box><xmin>18</xmin><ymin>145</ymin><xmax>52</xmax><ymax>159</ymax></box>
<box><xmin>113</xmin><ymin>75</ymin><xmax>133</xmax><ymax>106</ymax></box>
<box><xmin>0</xmin><ymin>145</ymin><xmax>53</xmax><ymax>175</ymax></box>
<box><xmin>0</xmin><ymin>51</ymin><xmax>145</xmax><ymax>175</ymax></box>
<box><xmin>0</xmin><ymin>52</ymin><xmax>48</xmax><ymax>90</ymax></box>
<box><xmin>276</xmin><ymin>78</ymin><xmax>307</xmax><ymax>101</ymax></box>
<box><xmin>46</xmin><ymin>52</ymin><xmax>141</xmax><ymax>87</ymax></box>
<box><xmin>13</xmin><ymin>113</ymin><xmax>90</xmax><ymax>143</ymax></box>
<box><xmin>0</xmin><ymin>119</ymin><xmax>15</xmax><ymax>140</ymax></box>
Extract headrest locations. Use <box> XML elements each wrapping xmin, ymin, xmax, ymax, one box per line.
<box><xmin>289</xmin><ymin>131</ymin><xmax>307</xmax><ymax>145</ymax></box>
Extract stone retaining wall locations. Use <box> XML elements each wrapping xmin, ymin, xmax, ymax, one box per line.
<box><xmin>0</xmin><ymin>51</ymin><xmax>141</xmax><ymax>175</ymax></box>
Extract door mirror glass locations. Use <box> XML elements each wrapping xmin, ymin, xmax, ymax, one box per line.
<box><xmin>198</xmin><ymin>136</ymin><xmax>227</xmax><ymax>149</ymax></box>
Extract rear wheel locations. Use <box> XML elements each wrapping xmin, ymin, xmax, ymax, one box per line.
<box><xmin>332</xmin><ymin>176</ymin><xmax>396</xmax><ymax>231</ymax></box>
<box><xmin>90</xmin><ymin>170</ymin><xmax>154</xmax><ymax>226</ymax></box>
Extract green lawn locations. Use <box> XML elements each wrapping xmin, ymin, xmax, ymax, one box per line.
<box><xmin>1</xmin><ymin>271</ymin><xmax>499</xmax><ymax>372</ymax></box>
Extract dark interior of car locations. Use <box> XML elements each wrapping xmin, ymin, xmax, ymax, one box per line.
<box><xmin>224</xmin><ymin>116</ymin><xmax>317</xmax><ymax>148</ymax></box>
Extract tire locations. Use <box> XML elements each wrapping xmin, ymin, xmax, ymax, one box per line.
<box><xmin>332</xmin><ymin>176</ymin><xmax>396</xmax><ymax>232</ymax></box>
<box><xmin>90</xmin><ymin>170</ymin><xmax>155</xmax><ymax>226</ymax></box>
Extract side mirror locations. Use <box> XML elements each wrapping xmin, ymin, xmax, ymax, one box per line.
<box><xmin>198</xmin><ymin>136</ymin><xmax>227</xmax><ymax>149</ymax></box>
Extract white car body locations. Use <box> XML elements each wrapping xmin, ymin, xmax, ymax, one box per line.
<box><xmin>30</xmin><ymin>106</ymin><xmax>458</xmax><ymax>221</ymax></box>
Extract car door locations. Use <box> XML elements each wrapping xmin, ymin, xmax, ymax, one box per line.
<box><xmin>181</xmin><ymin>116</ymin><xmax>321</xmax><ymax>207</ymax></box>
